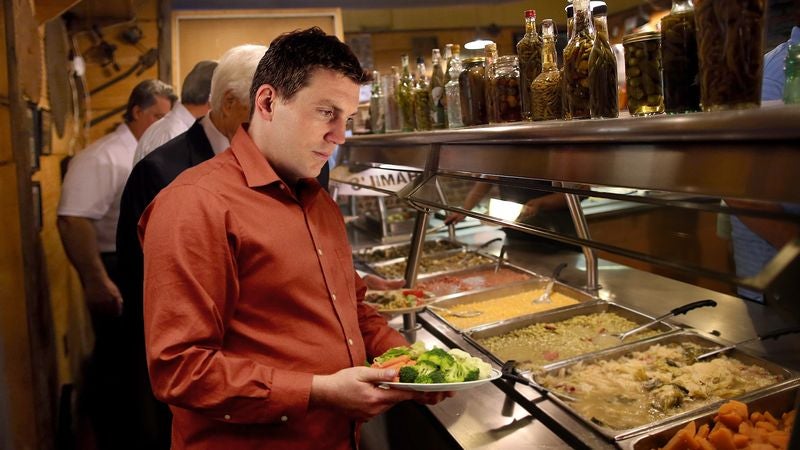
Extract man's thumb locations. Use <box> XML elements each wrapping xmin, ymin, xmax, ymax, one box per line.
<box><xmin>362</xmin><ymin>367</ymin><xmax>397</xmax><ymax>382</ymax></box>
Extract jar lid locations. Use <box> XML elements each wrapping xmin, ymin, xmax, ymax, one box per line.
<box><xmin>622</xmin><ymin>31</ymin><xmax>660</xmax><ymax>44</ymax></box>
<box><xmin>496</xmin><ymin>55</ymin><xmax>518</xmax><ymax>64</ymax></box>
<box><xmin>462</xmin><ymin>56</ymin><xmax>486</xmax><ymax>64</ymax></box>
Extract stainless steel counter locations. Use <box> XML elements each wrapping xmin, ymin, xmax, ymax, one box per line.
<box><xmin>357</xmin><ymin>225</ymin><xmax>799</xmax><ymax>450</ymax></box>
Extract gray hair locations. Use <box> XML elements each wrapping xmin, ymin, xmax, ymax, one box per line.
<box><xmin>181</xmin><ymin>60</ymin><xmax>218</xmax><ymax>105</ymax></box>
<box><xmin>209</xmin><ymin>44</ymin><xmax>268</xmax><ymax>113</ymax></box>
<box><xmin>123</xmin><ymin>79</ymin><xmax>177</xmax><ymax>123</ymax></box>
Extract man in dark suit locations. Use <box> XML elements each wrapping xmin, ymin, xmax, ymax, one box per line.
<box><xmin>114</xmin><ymin>44</ymin><xmax>267</xmax><ymax>450</ymax></box>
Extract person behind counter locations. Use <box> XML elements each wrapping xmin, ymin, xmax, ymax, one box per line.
<box><xmin>139</xmin><ymin>28</ymin><xmax>450</xmax><ymax>449</ymax></box>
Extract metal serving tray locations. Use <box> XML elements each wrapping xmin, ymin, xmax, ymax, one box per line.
<box><xmin>412</xmin><ymin>261</ymin><xmax>543</xmax><ymax>299</ymax></box>
<box><xmin>532</xmin><ymin>330</ymin><xmax>796</xmax><ymax>441</ymax></box>
<box><xmin>353</xmin><ymin>238</ymin><xmax>465</xmax><ymax>265</ymax></box>
<box><xmin>464</xmin><ymin>301</ymin><xmax>679</xmax><ymax>369</ymax></box>
<box><xmin>368</xmin><ymin>249</ymin><xmax>496</xmax><ymax>280</ymax></box>
<box><xmin>427</xmin><ymin>278</ymin><xmax>597</xmax><ymax>332</ymax></box>
<box><xmin>619</xmin><ymin>378</ymin><xmax>800</xmax><ymax>450</ymax></box>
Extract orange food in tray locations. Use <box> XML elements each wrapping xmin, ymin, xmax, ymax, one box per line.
<box><xmin>658</xmin><ymin>400</ymin><xmax>796</xmax><ymax>450</ymax></box>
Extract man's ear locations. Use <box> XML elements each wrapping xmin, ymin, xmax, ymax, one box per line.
<box><xmin>130</xmin><ymin>105</ymin><xmax>142</xmax><ymax>122</ymax></box>
<box><xmin>253</xmin><ymin>84</ymin><xmax>277</xmax><ymax>121</ymax></box>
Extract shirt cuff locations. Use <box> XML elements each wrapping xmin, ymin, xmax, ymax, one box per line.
<box><xmin>266</xmin><ymin>369</ymin><xmax>314</xmax><ymax>423</ymax></box>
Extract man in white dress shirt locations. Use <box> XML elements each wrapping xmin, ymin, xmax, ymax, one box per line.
<box><xmin>56</xmin><ymin>78</ymin><xmax>176</xmax><ymax>450</ymax></box>
<box><xmin>132</xmin><ymin>60</ymin><xmax>217</xmax><ymax>165</ymax></box>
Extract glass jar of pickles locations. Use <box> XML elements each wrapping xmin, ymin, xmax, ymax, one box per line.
<box><xmin>459</xmin><ymin>57</ymin><xmax>488</xmax><ymax>126</ymax></box>
<box><xmin>622</xmin><ymin>31</ymin><xmax>664</xmax><ymax>116</ymax></box>
<box><xmin>563</xmin><ymin>0</ymin><xmax>595</xmax><ymax>120</ymax></box>
<box><xmin>660</xmin><ymin>0</ymin><xmax>700</xmax><ymax>113</ymax></box>
<box><xmin>694</xmin><ymin>0</ymin><xmax>766</xmax><ymax>111</ymax></box>
<box><xmin>489</xmin><ymin>55</ymin><xmax>522</xmax><ymax>123</ymax></box>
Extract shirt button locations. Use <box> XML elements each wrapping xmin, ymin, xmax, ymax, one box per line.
<box><xmin>279</xmin><ymin>185</ymin><xmax>285</xmax><ymax>190</ymax></box>
<box><xmin>348</xmin><ymin>338</ymin><xmax>354</xmax><ymax>346</ymax></box>
<box><xmin>281</xmin><ymin>415</ymin><xmax>288</xmax><ymax>422</ymax></box>
<box><xmin>224</xmin><ymin>414</ymin><xmax>231</xmax><ymax>420</ymax></box>
<box><xmin>331</xmin><ymin>293</ymin><xmax>337</xmax><ymax>301</ymax></box>
<box><xmin>317</xmin><ymin>248</ymin><xmax>323</xmax><ymax>256</ymax></box>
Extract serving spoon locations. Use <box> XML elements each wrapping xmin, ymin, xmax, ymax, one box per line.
<box><xmin>532</xmin><ymin>263</ymin><xmax>568</xmax><ymax>304</ymax></box>
<box><xmin>695</xmin><ymin>326</ymin><xmax>800</xmax><ymax>361</ymax></box>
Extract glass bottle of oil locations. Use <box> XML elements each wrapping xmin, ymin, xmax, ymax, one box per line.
<box><xmin>516</xmin><ymin>9</ymin><xmax>542</xmax><ymax>121</ymax></box>
<box><xmin>563</xmin><ymin>0</ymin><xmax>594</xmax><ymax>119</ymax></box>
<box><xmin>532</xmin><ymin>19</ymin><xmax>563</xmax><ymax>121</ymax></box>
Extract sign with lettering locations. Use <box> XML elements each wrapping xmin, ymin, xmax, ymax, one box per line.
<box><xmin>330</xmin><ymin>165</ymin><xmax>421</xmax><ymax>196</ymax></box>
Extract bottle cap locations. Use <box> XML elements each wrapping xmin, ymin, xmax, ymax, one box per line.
<box><xmin>525</xmin><ymin>9</ymin><xmax>536</xmax><ymax>18</ymax></box>
<box><xmin>416</xmin><ymin>56</ymin><xmax>425</xmax><ymax>64</ymax></box>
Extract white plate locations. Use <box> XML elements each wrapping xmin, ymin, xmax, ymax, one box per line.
<box><xmin>379</xmin><ymin>368</ymin><xmax>502</xmax><ymax>392</ymax></box>
<box><xmin>364</xmin><ymin>290</ymin><xmax>434</xmax><ymax>315</ymax></box>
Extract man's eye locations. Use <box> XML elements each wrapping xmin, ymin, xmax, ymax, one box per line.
<box><xmin>320</xmin><ymin>110</ymin><xmax>334</xmax><ymax>119</ymax></box>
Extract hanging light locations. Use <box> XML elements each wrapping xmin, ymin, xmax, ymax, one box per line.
<box><xmin>464</xmin><ymin>39</ymin><xmax>494</xmax><ymax>50</ymax></box>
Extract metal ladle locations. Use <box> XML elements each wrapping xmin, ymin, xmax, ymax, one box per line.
<box><xmin>695</xmin><ymin>326</ymin><xmax>800</xmax><ymax>361</ymax></box>
<box><xmin>532</xmin><ymin>263</ymin><xmax>568</xmax><ymax>304</ymax></box>
<box><xmin>427</xmin><ymin>304</ymin><xmax>483</xmax><ymax>318</ymax></box>
<box><xmin>595</xmin><ymin>299</ymin><xmax>718</xmax><ymax>347</ymax></box>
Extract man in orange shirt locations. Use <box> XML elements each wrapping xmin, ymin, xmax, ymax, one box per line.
<box><xmin>139</xmin><ymin>28</ymin><xmax>449</xmax><ymax>449</ymax></box>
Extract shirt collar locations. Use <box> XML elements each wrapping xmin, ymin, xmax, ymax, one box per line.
<box><xmin>791</xmin><ymin>26</ymin><xmax>800</xmax><ymax>46</ymax></box>
<box><xmin>230</xmin><ymin>125</ymin><xmax>282</xmax><ymax>189</ymax></box>
<box><xmin>116</xmin><ymin>123</ymin><xmax>137</xmax><ymax>148</ymax></box>
<box><xmin>172</xmin><ymin>102</ymin><xmax>197</xmax><ymax>129</ymax></box>
<box><xmin>200</xmin><ymin>114</ymin><xmax>231</xmax><ymax>155</ymax></box>
<box><xmin>229</xmin><ymin>126</ymin><xmax>322</xmax><ymax>196</ymax></box>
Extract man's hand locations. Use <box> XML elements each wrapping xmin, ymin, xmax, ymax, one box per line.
<box><xmin>310</xmin><ymin>367</ymin><xmax>452</xmax><ymax>420</ymax></box>
<box><xmin>517</xmin><ymin>198</ymin><xmax>541</xmax><ymax>222</ymax></box>
<box><xmin>444</xmin><ymin>212</ymin><xmax>466</xmax><ymax>225</ymax></box>
<box><xmin>362</xmin><ymin>274</ymin><xmax>404</xmax><ymax>290</ymax></box>
<box><xmin>84</xmin><ymin>276</ymin><xmax>123</xmax><ymax>317</ymax></box>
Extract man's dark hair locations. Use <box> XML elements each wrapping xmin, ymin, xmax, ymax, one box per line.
<box><xmin>181</xmin><ymin>60</ymin><xmax>217</xmax><ymax>105</ymax></box>
<box><xmin>123</xmin><ymin>79</ymin><xmax>177</xmax><ymax>123</ymax></box>
<box><xmin>249</xmin><ymin>27</ymin><xmax>367</xmax><ymax>115</ymax></box>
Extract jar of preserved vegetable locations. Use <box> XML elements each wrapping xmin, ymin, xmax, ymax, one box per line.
<box><xmin>459</xmin><ymin>57</ymin><xmax>488</xmax><ymax>126</ymax></box>
<box><xmin>562</xmin><ymin>3</ymin><xmax>574</xmax><ymax>120</ymax></box>
<box><xmin>563</xmin><ymin>0</ymin><xmax>594</xmax><ymax>120</ymax></box>
<box><xmin>413</xmin><ymin>56</ymin><xmax>432</xmax><ymax>131</ymax></box>
<box><xmin>785</xmin><ymin>44</ymin><xmax>800</xmax><ymax>104</ymax></box>
<box><xmin>694</xmin><ymin>0</ymin><xmax>765</xmax><ymax>111</ymax></box>
<box><xmin>660</xmin><ymin>0</ymin><xmax>700</xmax><ymax>113</ymax></box>
<box><xmin>516</xmin><ymin>9</ymin><xmax>542</xmax><ymax>121</ymax></box>
<box><xmin>622</xmin><ymin>31</ymin><xmax>664</xmax><ymax>116</ymax></box>
<box><xmin>489</xmin><ymin>55</ymin><xmax>522</xmax><ymax>123</ymax></box>
<box><xmin>398</xmin><ymin>54</ymin><xmax>416</xmax><ymax>131</ymax></box>
<box><xmin>589</xmin><ymin>2</ymin><xmax>618</xmax><ymax>118</ymax></box>
<box><xmin>532</xmin><ymin>19</ymin><xmax>563</xmax><ymax>121</ymax></box>
<box><xmin>484</xmin><ymin>43</ymin><xmax>499</xmax><ymax>123</ymax></box>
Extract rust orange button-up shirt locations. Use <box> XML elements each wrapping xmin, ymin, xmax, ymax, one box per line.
<box><xmin>139</xmin><ymin>127</ymin><xmax>407</xmax><ymax>450</ymax></box>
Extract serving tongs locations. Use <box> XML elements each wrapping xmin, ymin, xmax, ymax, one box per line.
<box><xmin>500</xmin><ymin>360</ymin><xmax>577</xmax><ymax>402</ymax></box>
<box><xmin>595</xmin><ymin>299</ymin><xmax>717</xmax><ymax>346</ymax></box>
<box><xmin>695</xmin><ymin>326</ymin><xmax>800</xmax><ymax>361</ymax></box>
<box><xmin>532</xmin><ymin>263</ymin><xmax>568</xmax><ymax>304</ymax></box>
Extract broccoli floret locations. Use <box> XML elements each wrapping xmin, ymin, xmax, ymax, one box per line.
<box><xmin>429</xmin><ymin>371</ymin><xmax>446</xmax><ymax>384</ymax></box>
<box><xmin>415</xmin><ymin>360</ymin><xmax>439</xmax><ymax>377</ymax></box>
<box><xmin>408</xmin><ymin>341</ymin><xmax>427</xmax><ymax>359</ymax></box>
<box><xmin>398</xmin><ymin>365</ymin><xmax>418</xmax><ymax>383</ymax></box>
<box><xmin>463</xmin><ymin>368</ymin><xmax>480</xmax><ymax>382</ymax></box>
<box><xmin>415</xmin><ymin>374</ymin><xmax>434</xmax><ymax>384</ymax></box>
<box><xmin>417</xmin><ymin>347</ymin><xmax>456</xmax><ymax>370</ymax></box>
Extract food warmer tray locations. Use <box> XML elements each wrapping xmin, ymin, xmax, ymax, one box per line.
<box><xmin>532</xmin><ymin>330</ymin><xmax>797</xmax><ymax>442</ymax></box>
<box><xmin>353</xmin><ymin>238</ymin><xmax>466</xmax><ymax>265</ymax></box>
<box><xmin>427</xmin><ymin>278</ymin><xmax>597</xmax><ymax>332</ymax></box>
<box><xmin>412</xmin><ymin>260</ymin><xmax>545</xmax><ymax>299</ymax></box>
<box><xmin>464</xmin><ymin>300</ymin><xmax>680</xmax><ymax>369</ymax></box>
<box><xmin>366</xmin><ymin>249</ymin><xmax>497</xmax><ymax>280</ymax></box>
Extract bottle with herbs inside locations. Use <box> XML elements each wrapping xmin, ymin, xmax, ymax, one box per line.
<box><xmin>660</xmin><ymin>0</ymin><xmax>700</xmax><ymax>113</ymax></box>
<box><xmin>490</xmin><ymin>55</ymin><xmax>522</xmax><ymax>122</ymax></box>
<box><xmin>532</xmin><ymin>19</ymin><xmax>563</xmax><ymax>121</ymax></box>
<box><xmin>516</xmin><ymin>9</ymin><xmax>543</xmax><ymax>121</ymax></box>
<box><xmin>398</xmin><ymin>54</ymin><xmax>416</xmax><ymax>132</ymax></box>
<box><xmin>445</xmin><ymin>52</ymin><xmax>464</xmax><ymax>128</ymax></box>
<box><xmin>459</xmin><ymin>57</ymin><xmax>488</xmax><ymax>126</ymax></box>
<box><xmin>484</xmin><ymin>42</ymin><xmax>499</xmax><ymax>123</ymax></box>
<box><xmin>693</xmin><ymin>0</ymin><xmax>765</xmax><ymax>111</ymax></box>
<box><xmin>589</xmin><ymin>1</ymin><xmax>618</xmax><ymax>118</ymax></box>
<box><xmin>369</xmin><ymin>70</ymin><xmax>385</xmax><ymax>134</ymax></box>
<box><xmin>383</xmin><ymin>67</ymin><xmax>402</xmax><ymax>132</ymax></box>
<box><xmin>563</xmin><ymin>0</ymin><xmax>594</xmax><ymax>120</ymax></box>
<box><xmin>622</xmin><ymin>31</ymin><xmax>664</xmax><ymax>115</ymax></box>
<box><xmin>413</xmin><ymin>56</ymin><xmax>432</xmax><ymax>131</ymax></box>
<box><xmin>562</xmin><ymin>3</ymin><xmax>574</xmax><ymax>120</ymax></box>
<box><xmin>430</xmin><ymin>49</ymin><xmax>447</xmax><ymax>129</ymax></box>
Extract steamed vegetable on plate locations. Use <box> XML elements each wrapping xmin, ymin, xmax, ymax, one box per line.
<box><xmin>370</xmin><ymin>342</ymin><xmax>492</xmax><ymax>383</ymax></box>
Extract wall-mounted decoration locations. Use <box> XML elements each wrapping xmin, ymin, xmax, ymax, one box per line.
<box><xmin>32</xmin><ymin>181</ymin><xmax>42</xmax><ymax>232</ymax></box>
